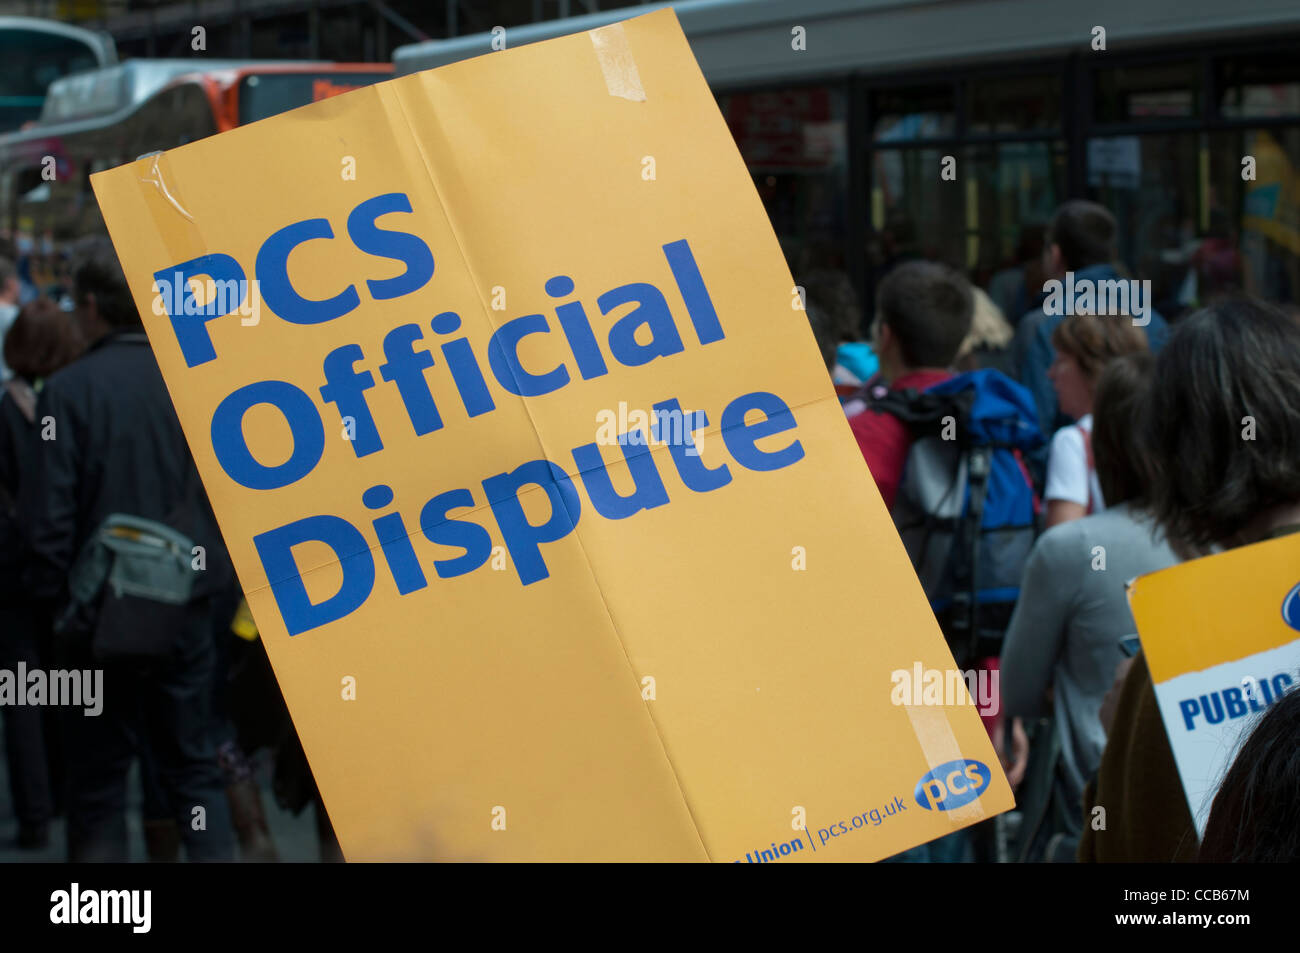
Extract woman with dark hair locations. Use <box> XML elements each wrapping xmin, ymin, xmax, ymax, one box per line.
<box><xmin>1080</xmin><ymin>295</ymin><xmax>1300</xmax><ymax>863</ymax></box>
<box><xmin>1001</xmin><ymin>352</ymin><xmax>1177</xmax><ymax>861</ymax></box>
<box><xmin>1144</xmin><ymin>297</ymin><xmax>1300</xmax><ymax>556</ymax></box>
<box><xmin>1199</xmin><ymin>687</ymin><xmax>1300</xmax><ymax>863</ymax></box>
<box><xmin>0</xmin><ymin>297</ymin><xmax>85</xmax><ymax>849</ymax></box>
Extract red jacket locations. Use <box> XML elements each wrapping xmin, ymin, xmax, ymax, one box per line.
<box><xmin>847</xmin><ymin>369</ymin><xmax>953</xmax><ymax>510</ymax></box>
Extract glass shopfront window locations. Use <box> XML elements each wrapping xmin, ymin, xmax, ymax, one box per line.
<box><xmin>1084</xmin><ymin>128</ymin><xmax>1300</xmax><ymax>315</ymax></box>
<box><xmin>871</xmin><ymin>85</ymin><xmax>955</xmax><ymax>142</ymax></box>
<box><xmin>714</xmin><ymin>44</ymin><xmax>1300</xmax><ymax>332</ymax></box>
<box><xmin>1219</xmin><ymin>52</ymin><xmax>1300</xmax><ymax>119</ymax></box>
<box><xmin>867</xmin><ymin>142</ymin><xmax>1064</xmax><ymax>322</ymax></box>
<box><xmin>870</xmin><ymin>148</ymin><xmax>962</xmax><ymax>268</ymax></box>
<box><xmin>865</xmin><ymin>77</ymin><xmax>1064</xmax><ymax>324</ymax></box>
<box><xmin>1080</xmin><ymin>52</ymin><xmax>1300</xmax><ymax>315</ymax></box>
<box><xmin>1215</xmin><ymin>128</ymin><xmax>1300</xmax><ymax>305</ymax></box>
<box><xmin>967</xmin><ymin>74</ymin><xmax>1061</xmax><ymax>135</ymax></box>
<box><xmin>964</xmin><ymin>141</ymin><xmax>1065</xmax><ymax>296</ymax></box>
<box><xmin>1086</xmin><ymin>133</ymin><xmax>1201</xmax><ymax>313</ymax></box>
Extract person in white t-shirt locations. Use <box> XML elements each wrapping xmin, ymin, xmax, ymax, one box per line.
<box><xmin>1043</xmin><ymin>312</ymin><xmax>1148</xmax><ymax>528</ymax></box>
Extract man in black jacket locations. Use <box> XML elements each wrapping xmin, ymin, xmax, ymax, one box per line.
<box><xmin>22</xmin><ymin>236</ymin><xmax>235</xmax><ymax>862</ymax></box>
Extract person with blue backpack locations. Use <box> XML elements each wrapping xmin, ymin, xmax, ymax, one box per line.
<box><xmin>848</xmin><ymin>261</ymin><xmax>1043</xmax><ymax>673</ymax></box>
<box><xmin>847</xmin><ymin>261</ymin><xmax>976</xmax><ymax>511</ymax></box>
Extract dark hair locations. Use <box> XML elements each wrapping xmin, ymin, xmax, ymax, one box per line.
<box><xmin>875</xmin><ymin>260</ymin><xmax>973</xmax><ymax>369</ymax></box>
<box><xmin>0</xmin><ymin>255</ymin><xmax>16</xmax><ymax>289</ymax></box>
<box><xmin>1145</xmin><ymin>296</ymin><xmax>1300</xmax><ymax>553</ymax></box>
<box><xmin>3</xmin><ymin>298</ymin><xmax>84</xmax><ymax>381</ymax></box>
<box><xmin>1050</xmin><ymin>312</ymin><xmax>1148</xmax><ymax>382</ymax></box>
<box><xmin>71</xmin><ymin>235</ymin><xmax>138</xmax><ymax>329</ymax></box>
<box><xmin>1199</xmin><ymin>687</ymin><xmax>1300</xmax><ymax>862</ymax></box>
<box><xmin>1091</xmin><ymin>352</ymin><xmax>1156</xmax><ymax>507</ymax></box>
<box><xmin>1048</xmin><ymin>200</ymin><xmax>1117</xmax><ymax>271</ymax></box>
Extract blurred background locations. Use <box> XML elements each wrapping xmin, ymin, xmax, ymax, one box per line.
<box><xmin>1</xmin><ymin>0</ymin><xmax>1298</xmax><ymax>328</ymax></box>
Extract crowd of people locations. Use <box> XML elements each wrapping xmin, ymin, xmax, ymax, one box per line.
<box><xmin>0</xmin><ymin>237</ymin><xmax>339</xmax><ymax>862</ymax></box>
<box><xmin>806</xmin><ymin>199</ymin><xmax>1300</xmax><ymax>863</ymax></box>
<box><xmin>0</xmin><ymin>196</ymin><xmax>1297</xmax><ymax>863</ymax></box>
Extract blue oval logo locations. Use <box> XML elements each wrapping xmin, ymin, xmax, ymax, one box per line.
<box><xmin>914</xmin><ymin>759</ymin><xmax>991</xmax><ymax>811</ymax></box>
<box><xmin>1283</xmin><ymin>582</ymin><xmax>1300</xmax><ymax>633</ymax></box>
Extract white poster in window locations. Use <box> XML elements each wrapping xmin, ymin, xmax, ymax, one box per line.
<box><xmin>1087</xmin><ymin>136</ymin><xmax>1141</xmax><ymax>189</ymax></box>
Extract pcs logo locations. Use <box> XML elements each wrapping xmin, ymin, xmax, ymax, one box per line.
<box><xmin>914</xmin><ymin>759</ymin><xmax>991</xmax><ymax>811</ymax></box>
<box><xmin>1283</xmin><ymin>581</ymin><xmax>1300</xmax><ymax>633</ymax></box>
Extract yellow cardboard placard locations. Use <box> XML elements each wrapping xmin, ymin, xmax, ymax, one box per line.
<box><xmin>91</xmin><ymin>8</ymin><xmax>1010</xmax><ymax>861</ymax></box>
<box><xmin>1128</xmin><ymin>532</ymin><xmax>1300</xmax><ymax>832</ymax></box>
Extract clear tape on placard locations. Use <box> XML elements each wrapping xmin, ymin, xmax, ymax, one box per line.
<box><xmin>589</xmin><ymin>22</ymin><xmax>646</xmax><ymax>102</ymax></box>
<box><xmin>905</xmin><ymin>704</ymin><xmax>987</xmax><ymax>826</ymax></box>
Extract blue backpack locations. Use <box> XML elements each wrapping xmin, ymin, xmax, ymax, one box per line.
<box><xmin>872</xmin><ymin>369</ymin><xmax>1044</xmax><ymax>667</ymax></box>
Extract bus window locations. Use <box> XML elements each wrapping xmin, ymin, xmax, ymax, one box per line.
<box><xmin>131</xmin><ymin>82</ymin><xmax>219</xmax><ymax>153</ymax></box>
<box><xmin>0</xmin><ymin>29</ymin><xmax>103</xmax><ymax>131</ymax></box>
